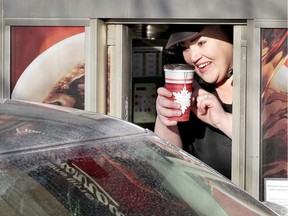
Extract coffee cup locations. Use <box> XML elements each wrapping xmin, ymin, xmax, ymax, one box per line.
<box><xmin>164</xmin><ymin>64</ymin><xmax>194</xmax><ymax>122</ymax></box>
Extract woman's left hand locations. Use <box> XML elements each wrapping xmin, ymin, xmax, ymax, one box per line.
<box><xmin>191</xmin><ymin>80</ymin><xmax>232</xmax><ymax>138</ymax></box>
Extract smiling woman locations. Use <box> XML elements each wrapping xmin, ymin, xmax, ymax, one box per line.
<box><xmin>154</xmin><ymin>25</ymin><xmax>234</xmax><ymax>179</ymax></box>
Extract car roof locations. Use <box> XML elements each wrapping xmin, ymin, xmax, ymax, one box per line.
<box><xmin>0</xmin><ymin>99</ymin><xmax>146</xmax><ymax>155</ymax></box>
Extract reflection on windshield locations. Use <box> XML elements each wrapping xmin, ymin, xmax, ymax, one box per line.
<box><xmin>0</xmin><ymin>135</ymin><xmax>277</xmax><ymax>216</ymax></box>
<box><xmin>0</xmin><ymin>162</ymin><xmax>70</xmax><ymax>215</ymax></box>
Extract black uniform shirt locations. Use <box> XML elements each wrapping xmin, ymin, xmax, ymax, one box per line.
<box><xmin>178</xmin><ymin>93</ymin><xmax>232</xmax><ymax>179</ymax></box>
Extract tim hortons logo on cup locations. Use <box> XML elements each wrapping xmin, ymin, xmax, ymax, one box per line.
<box><xmin>172</xmin><ymin>86</ymin><xmax>192</xmax><ymax>114</ymax></box>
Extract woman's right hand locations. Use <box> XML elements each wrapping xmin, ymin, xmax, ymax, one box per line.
<box><xmin>155</xmin><ymin>87</ymin><xmax>182</xmax><ymax>126</ymax></box>
<box><xmin>154</xmin><ymin>87</ymin><xmax>183</xmax><ymax>148</ymax></box>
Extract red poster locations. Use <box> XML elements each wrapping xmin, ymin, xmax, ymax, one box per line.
<box><xmin>261</xmin><ymin>28</ymin><xmax>287</xmax><ymax>186</ymax></box>
<box><xmin>11</xmin><ymin>26</ymin><xmax>85</xmax><ymax>109</ymax></box>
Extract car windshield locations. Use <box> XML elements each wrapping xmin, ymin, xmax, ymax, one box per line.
<box><xmin>0</xmin><ymin>100</ymin><xmax>278</xmax><ymax>216</ymax></box>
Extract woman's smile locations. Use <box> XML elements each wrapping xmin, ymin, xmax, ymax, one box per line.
<box><xmin>196</xmin><ymin>61</ymin><xmax>212</xmax><ymax>74</ymax></box>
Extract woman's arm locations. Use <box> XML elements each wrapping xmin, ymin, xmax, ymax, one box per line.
<box><xmin>154</xmin><ymin>116</ymin><xmax>183</xmax><ymax>148</ymax></box>
<box><xmin>154</xmin><ymin>87</ymin><xmax>184</xmax><ymax>148</ymax></box>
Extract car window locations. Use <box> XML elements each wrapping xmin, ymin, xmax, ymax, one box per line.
<box><xmin>0</xmin><ymin>100</ymin><xmax>279</xmax><ymax>216</ymax></box>
<box><xmin>0</xmin><ymin>135</ymin><xmax>277</xmax><ymax>216</ymax></box>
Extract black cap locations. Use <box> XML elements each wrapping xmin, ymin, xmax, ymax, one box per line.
<box><xmin>165</xmin><ymin>31</ymin><xmax>202</xmax><ymax>49</ymax></box>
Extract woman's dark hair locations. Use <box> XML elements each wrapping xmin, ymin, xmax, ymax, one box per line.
<box><xmin>168</xmin><ymin>24</ymin><xmax>234</xmax><ymax>44</ymax></box>
<box><xmin>197</xmin><ymin>24</ymin><xmax>233</xmax><ymax>44</ymax></box>
<box><xmin>221</xmin><ymin>25</ymin><xmax>233</xmax><ymax>44</ymax></box>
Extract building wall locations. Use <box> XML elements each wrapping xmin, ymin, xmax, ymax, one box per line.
<box><xmin>3</xmin><ymin>0</ymin><xmax>287</xmax><ymax>20</ymax></box>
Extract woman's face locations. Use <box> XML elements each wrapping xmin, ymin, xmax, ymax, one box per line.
<box><xmin>181</xmin><ymin>26</ymin><xmax>233</xmax><ymax>84</ymax></box>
